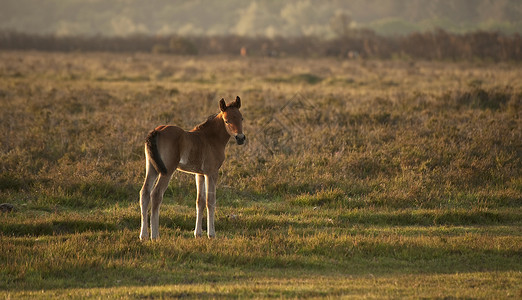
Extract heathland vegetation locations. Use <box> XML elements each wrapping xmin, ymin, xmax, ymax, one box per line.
<box><xmin>2</xmin><ymin>29</ymin><xmax>522</xmax><ymax>61</ymax></box>
<box><xmin>0</xmin><ymin>50</ymin><xmax>521</xmax><ymax>298</ymax></box>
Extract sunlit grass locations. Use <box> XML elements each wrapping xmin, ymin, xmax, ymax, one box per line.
<box><xmin>0</xmin><ymin>51</ymin><xmax>521</xmax><ymax>298</ymax></box>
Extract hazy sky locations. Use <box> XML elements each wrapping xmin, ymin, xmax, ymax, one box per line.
<box><xmin>1</xmin><ymin>0</ymin><xmax>521</xmax><ymax>36</ymax></box>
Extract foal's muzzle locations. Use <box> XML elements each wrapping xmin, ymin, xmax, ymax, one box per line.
<box><xmin>235</xmin><ymin>134</ymin><xmax>246</xmax><ymax>145</ymax></box>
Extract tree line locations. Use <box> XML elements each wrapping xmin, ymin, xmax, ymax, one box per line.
<box><xmin>1</xmin><ymin>29</ymin><xmax>521</xmax><ymax>61</ymax></box>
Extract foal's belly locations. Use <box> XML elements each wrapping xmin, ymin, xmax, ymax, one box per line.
<box><xmin>175</xmin><ymin>133</ymin><xmax>224</xmax><ymax>175</ymax></box>
<box><xmin>177</xmin><ymin>164</ymin><xmax>203</xmax><ymax>175</ymax></box>
<box><xmin>176</xmin><ymin>142</ymin><xmax>207</xmax><ymax>174</ymax></box>
<box><xmin>177</xmin><ymin>150</ymin><xmax>204</xmax><ymax>174</ymax></box>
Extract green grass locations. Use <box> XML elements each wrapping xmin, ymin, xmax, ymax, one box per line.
<box><xmin>0</xmin><ymin>51</ymin><xmax>521</xmax><ymax>298</ymax></box>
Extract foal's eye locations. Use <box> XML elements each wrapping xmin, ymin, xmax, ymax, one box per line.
<box><xmin>225</xmin><ymin>120</ymin><xmax>230</xmax><ymax>124</ymax></box>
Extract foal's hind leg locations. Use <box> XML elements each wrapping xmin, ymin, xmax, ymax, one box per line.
<box><xmin>140</xmin><ymin>159</ymin><xmax>158</xmax><ymax>241</ymax></box>
<box><xmin>150</xmin><ymin>173</ymin><xmax>172</xmax><ymax>240</ymax></box>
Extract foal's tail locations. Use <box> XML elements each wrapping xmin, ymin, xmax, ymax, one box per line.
<box><xmin>145</xmin><ymin>129</ymin><xmax>168</xmax><ymax>175</ymax></box>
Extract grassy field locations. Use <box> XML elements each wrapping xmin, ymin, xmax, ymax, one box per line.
<box><xmin>0</xmin><ymin>51</ymin><xmax>521</xmax><ymax>298</ymax></box>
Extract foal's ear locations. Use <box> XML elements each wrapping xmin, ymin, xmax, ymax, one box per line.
<box><xmin>219</xmin><ymin>98</ymin><xmax>227</xmax><ymax>112</ymax></box>
<box><xmin>233</xmin><ymin>96</ymin><xmax>241</xmax><ymax>109</ymax></box>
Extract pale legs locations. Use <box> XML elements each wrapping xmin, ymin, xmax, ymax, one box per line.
<box><xmin>149</xmin><ymin>173</ymin><xmax>172</xmax><ymax>240</ymax></box>
<box><xmin>194</xmin><ymin>173</ymin><xmax>218</xmax><ymax>238</ymax></box>
<box><xmin>194</xmin><ymin>174</ymin><xmax>205</xmax><ymax>237</ymax></box>
<box><xmin>141</xmin><ymin>160</ymin><xmax>217</xmax><ymax>240</ymax></box>
<box><xmin>139</xmin><ymin>159</ymin><xmax>157</xmax><ymax>241</ymax></box>
<box><xmin>205</xmin><ymin>174</ymin><xmax>217</xmax><ymax>238</ymax></box>
<box><xmin>139</xmin><ymin>158</ymin><xmax>172</xmax><ymax>241</ymax></box>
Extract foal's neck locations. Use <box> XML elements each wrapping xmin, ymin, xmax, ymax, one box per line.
<box><xmin>201</xmin><ymin>113</ymin><xmax>230</xmax><ymax>146</ymax></box>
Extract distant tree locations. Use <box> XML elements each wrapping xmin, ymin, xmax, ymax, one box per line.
<box><xmin>329</xmin><ymin>10</ymin><xmax>353</xmax><ymax>37</ymax></box>
<box><xmin>169</xmin><ymin>36</ymin><xmax>198</xmax><ymax>55</ymax></box>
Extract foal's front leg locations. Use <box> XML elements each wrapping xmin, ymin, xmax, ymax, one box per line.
<box><xmin>205</xmin><ymin>173</ymin><xmax>218</xmax><ymax>238</ymax></box>
<box><xmin>194</xmin><ymin>174</ymin><xmax>206</xmax><ymax>238</ymax></box>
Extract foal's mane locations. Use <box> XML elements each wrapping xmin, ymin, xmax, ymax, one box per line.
<box><xmin>192</xmin><ymin>113</ymin><xmax>219</xmax><ymax>131</ymax></box>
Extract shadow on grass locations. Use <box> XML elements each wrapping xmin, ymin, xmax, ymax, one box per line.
<box><xmin>4</xmin><ymin>264</ymin><xmax>242</xmax><ymax>291</ymax></box>
<box><xmin>2</xmin><ymin>207</ymin><xmax>518</xmax><ymax>238</ymax></box>
<box><xmin>0</xmin><ymin>220</ymin><xmax>117</xmax><ymax>237</ymax></box>
<box><xmin>336</xmin><ymin>209</ymin><xmax>520</xmax><ymax>226</ymax></box>
<box><xmin>4</xmin><ymin>243</ymin><xmax>521</xmax><ymax>292</ymax></box>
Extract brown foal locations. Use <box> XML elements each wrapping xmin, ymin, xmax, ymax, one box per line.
<box><xmin>140</xmin><ymin>97</ymin><xmax>245</xmax><ymax>240</ymax></box>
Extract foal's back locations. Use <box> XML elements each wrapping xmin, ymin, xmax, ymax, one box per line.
<box><xmin>153</xmin><ymin>124</ymin><xmax>225</xmax><ymax>175</ymax></box>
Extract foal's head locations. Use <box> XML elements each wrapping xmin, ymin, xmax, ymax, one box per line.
<box><xmin>219</xmin><ymin>96</ymin><xmax>245</xmax><ymax>145</ymax></box>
